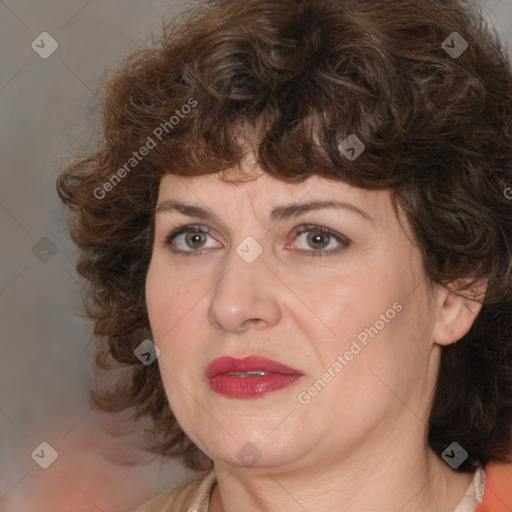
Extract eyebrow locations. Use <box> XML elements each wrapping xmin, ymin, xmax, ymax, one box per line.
<box><xmin>155</xmin><ymin>199</ymin><xmax>373</xmax><ymax>224</ymax></box>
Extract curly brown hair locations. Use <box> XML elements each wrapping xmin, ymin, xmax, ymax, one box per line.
<box><xmin>56</xmin><ymin>0</ymin><xmax>512</xmax><ymax>472</ymax></box>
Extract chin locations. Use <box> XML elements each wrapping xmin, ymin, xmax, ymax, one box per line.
<box><xmin>195</xmin><ymin>423</ymin><xmax>310</xmax><ymax>471</ymax></box>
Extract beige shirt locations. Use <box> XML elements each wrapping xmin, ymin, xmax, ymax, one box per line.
<box><xmin>135</xmin><ymin>466</ymin><xmax>487</xmax><ymax>512</ymax></box>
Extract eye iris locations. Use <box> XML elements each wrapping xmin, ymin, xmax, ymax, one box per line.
<box><xmin>179</xmin><ymin>229</ymin><xmax>334</xmax><ymax>251</ymax></box>
<box><xmin>307</xmin><ymin>231</ymin><xmax>329</xmax><ymax>249</ymax></box>
<box><xmin>185</xmin><ymin>231</ymin><xmax>206</xmax><ymax>248</ymax></box>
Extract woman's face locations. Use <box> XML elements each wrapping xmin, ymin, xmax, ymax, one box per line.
<box><xmin>145</xmin><ymin>158</ymin><xmax>445</xmax><ymax>472</ymax></box>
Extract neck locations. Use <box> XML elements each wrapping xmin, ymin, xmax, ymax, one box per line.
<box><xmin>209</xmin><ymin>439</ymin><xmax>473</xmax><ymax>512</ymax></box>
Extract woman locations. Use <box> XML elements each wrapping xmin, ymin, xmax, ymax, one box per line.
<box><xmin>56</xmin><ymin>0</ymin><xmax>512</xmax><ymax>510</ymax></box>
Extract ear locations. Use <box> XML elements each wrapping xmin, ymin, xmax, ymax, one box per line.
<box><xmin>432</xmin><ymin>279</ymin><xmax>487</xmax><ymax>346</ymax></box>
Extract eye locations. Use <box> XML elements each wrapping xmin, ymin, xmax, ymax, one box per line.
<box><xmin>164</xmin><ymin>224</ymin><xmax>220</xmax><ymax>255</ymax></box>
<box><xmin>290</xmin><ymin>225</ymin><xmax>350</xmax><ymax>257</ymax></box>
<box><xmin>163</xmin><ymin>223</ymin><xmax>350</xmax><ymax>258</ymax></box>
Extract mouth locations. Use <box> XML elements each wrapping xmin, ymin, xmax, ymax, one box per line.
<box><xmin>226</xmin><ymin>370</ymin><xmax>268</xmax><ymax>377</ymax></box>
<box><xmin>206</xmin><ymin>356</ymin><xmax>304</xmax><ymax>398</ymax></box>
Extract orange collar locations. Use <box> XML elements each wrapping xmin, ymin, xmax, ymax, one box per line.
<box><xmin>475</xmin><ymin>461</ymin><xmax>512</xmax><ymax>511</ymax></box>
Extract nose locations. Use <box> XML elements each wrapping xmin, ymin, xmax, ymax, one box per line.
<box><xmin>207</xmin><ymin>249</ymin><xmax>282</xmax><ymax>333</ymax></box>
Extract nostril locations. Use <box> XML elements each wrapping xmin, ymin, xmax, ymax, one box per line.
<box><xmin>241</xmin><ymin>318</ymin><xmax>263</xmax><ymax>329</ymax></box>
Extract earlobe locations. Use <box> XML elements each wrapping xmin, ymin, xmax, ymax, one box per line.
<box><xmin>433</xmin><ymin>280</ymin><xmax>487</xmax><ymax>346</ymax></box>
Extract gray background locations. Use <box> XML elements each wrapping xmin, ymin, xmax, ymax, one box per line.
<box><xmin>1</xmin><ymin>1</ymin><xmax>511</xmax><ymax>511</ymax></box>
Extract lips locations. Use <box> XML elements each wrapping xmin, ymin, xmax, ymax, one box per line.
<box><xmin>206</xmin><ymin>356</ymin><xmax>303</xmax><ymax>398</ymax></box>
<box><xmin>206</xmin><ymin>356</ymin><xmax>301</xmax><ymax>377</ymax></box>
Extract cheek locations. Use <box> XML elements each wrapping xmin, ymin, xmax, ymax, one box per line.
<box><xmin>303</xmin><ymin>259</ymin><xmax>432</xmax><ymax>380</ymax></box>
<box><xmin>146</xmin><ymin>257</ymin><xmax>193</xmax><ymax>332</ymax></box>
<box><xmin>145</xmin><ymin>261</ymin><xmax>207</xmax><ymax>371</ymax></box>
<box><xmin>145</xmin><ymin>267</ymin><xmax>204</xmax><ymax>420</ymax></box>
<box><xmin>339</xmin><ymin>283</ymin><xmax>434</xmax><ymax>389</ymax></box>
<box><xmin>300</xmin><ymin>269</ymin><xmax>402</xmax><ymax>349</ymax></box>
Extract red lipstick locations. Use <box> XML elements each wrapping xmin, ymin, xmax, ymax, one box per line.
<box><xmin>206</xmin><ymin>356</ymin><xmax>303</xmax><ymax>398</ymax></box>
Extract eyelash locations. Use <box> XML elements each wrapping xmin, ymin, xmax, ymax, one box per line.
<box><xmin>163</xmin><ymin>224</ymin><xmax>350</xmax><ymax>258</ymax></box>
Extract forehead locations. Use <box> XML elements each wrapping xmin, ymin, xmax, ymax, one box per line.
<box><xmin>157</xmin><ymin>169</ymin><xmax>394</xmax><ymax>219</ymax></box>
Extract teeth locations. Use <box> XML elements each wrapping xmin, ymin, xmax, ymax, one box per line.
<box><xmin>227</xmin><ymin>371</ymin><xmax>268</xmax><ymax>377</ymax></box>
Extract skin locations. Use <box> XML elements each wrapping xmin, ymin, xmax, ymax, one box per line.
<box><xmin>145</xmin><ymin>153</ymin><xmax>483</xmax><ymax>512</ymax></box>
